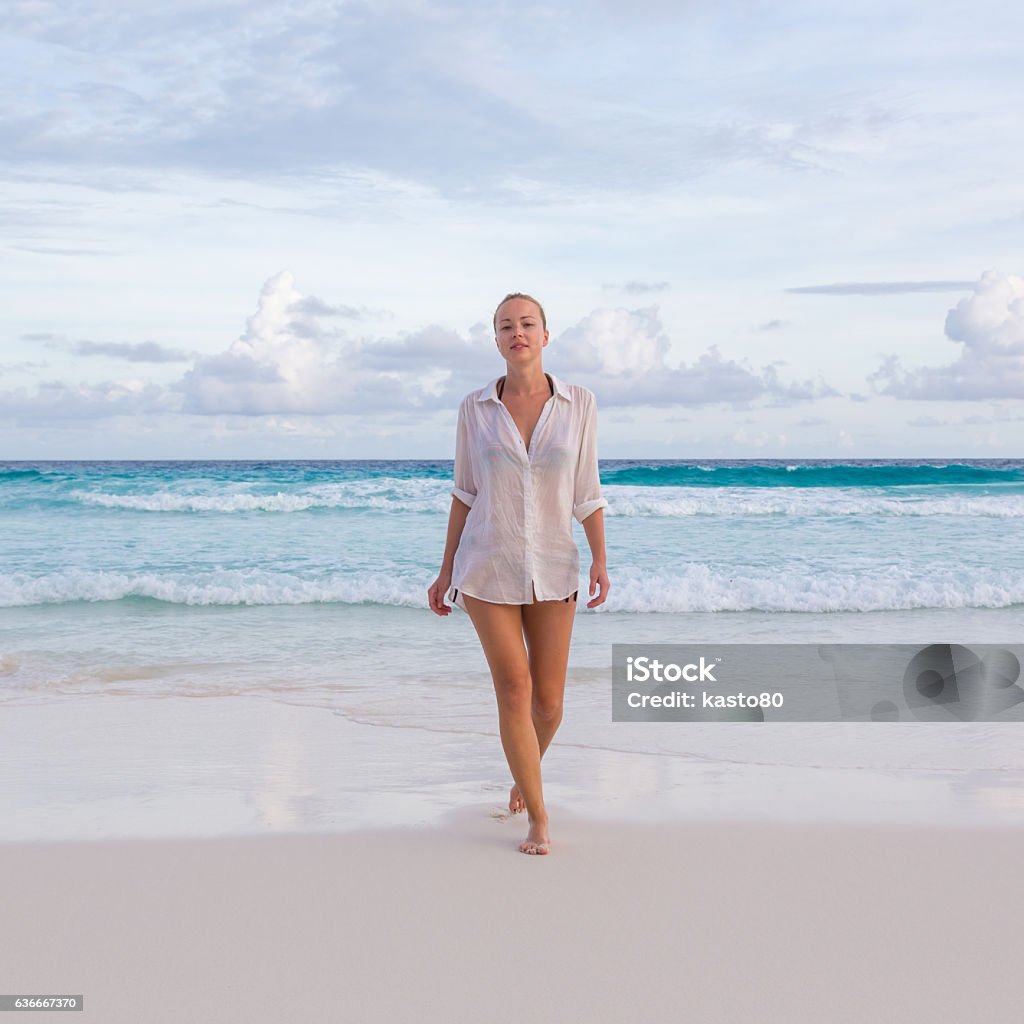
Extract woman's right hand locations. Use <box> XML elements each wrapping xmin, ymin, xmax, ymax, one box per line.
<box><xmin>427</xmin><ymin>569</ymin><xmax>453</xmax><ymax>617</ymax></box>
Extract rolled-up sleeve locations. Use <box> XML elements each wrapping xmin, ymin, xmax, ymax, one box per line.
<box><xmin>572</xmin><ymin>391</ymin><xmax>609</xmax><ymax>524</ymax></box>
<box><xmin>451</xmin><ymin>399</ymin><xmax>477</xmax><ymax>509</ymax></box>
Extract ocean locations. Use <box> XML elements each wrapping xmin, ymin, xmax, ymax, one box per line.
<box><xmin>2</xmin><ymin>458</ymin><xmax>1023</xmax><ymax>839</ymax></box>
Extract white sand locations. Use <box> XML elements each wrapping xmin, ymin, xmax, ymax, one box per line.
<box><xmin>1</xmin><ymin>808</ymin><xmax>1018</xmax><ymax>1023</ymax></box>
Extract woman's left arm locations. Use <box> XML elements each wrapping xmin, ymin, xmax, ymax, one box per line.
<box><xmin>581</xmin><ymin>507</ymin><xmax>609</xmax><ymax>608</ymax></box>
<box><xmin>573</xmin><ymin>391</ymin><xmax>610</xmax><ymax>608</ymax></box>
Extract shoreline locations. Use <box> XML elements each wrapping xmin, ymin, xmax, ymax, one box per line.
<box><xmin>2</xmin><ymin>812</ymin><xmax>1019</xmax><ymax>1023</ymax></box>
<box><xmin>3</xmin><ymin>692</ymin><xmax>1023</xmax><ymax>844</ymax></box>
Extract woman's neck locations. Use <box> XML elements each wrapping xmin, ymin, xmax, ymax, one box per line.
<box><xmin>502</xmin><ymin>364</ymin><xmax>549</xmax><ymax>397</ymax></box>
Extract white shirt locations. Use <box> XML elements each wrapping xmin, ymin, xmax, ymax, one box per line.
<box><xmin>449</xmin><ymin>372</ymin><xmax>608</xmax><ymax>609</ymax></box>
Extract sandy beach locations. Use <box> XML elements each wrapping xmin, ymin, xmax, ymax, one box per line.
<box><xmin>2</xmin><ymin>672</ymin><xmax>1022</xmax><ymax>1021</ymax></box>
<box><xmin>2</xmin><ymin>812</ymin><xmax>1019</xmax><ymax>1023</ymax></box>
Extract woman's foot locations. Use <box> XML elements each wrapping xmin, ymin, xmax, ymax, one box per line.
<box><xmin>518</xmin><ymin>816</ymin><xmax>550</xmax><ymax>855</ymax></box>
<box><xmin>509</xmin><ymin>783</ymin><xmax>526</xmax><ymax>815</ymax></box>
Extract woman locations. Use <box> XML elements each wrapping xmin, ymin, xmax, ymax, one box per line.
<box><xmin>427</xmin><ymin>292</ymin><xmax>610</xmax><ymax>855</ymax></box>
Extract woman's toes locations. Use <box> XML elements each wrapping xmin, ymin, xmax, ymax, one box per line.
<box><xmin>518</xmin><ymin>840</ymin><xmax>549</xmax><ymax>855</ymax></box>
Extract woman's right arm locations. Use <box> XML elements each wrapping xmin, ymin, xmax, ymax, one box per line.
<box><xmin>427</xmin><ymin>497</ymin><xmax>471</xmax><ymax>616</ymax></box>
<box><xmin>428</xmin><ymin>399</ymin><xmax>477</xmax><ymax>616</ymax></box>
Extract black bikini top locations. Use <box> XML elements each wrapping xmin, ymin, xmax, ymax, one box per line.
<box><xmin>497</xmin><ymin>373</ymin><xmax>554</xmax><ymax>401</ymax></box>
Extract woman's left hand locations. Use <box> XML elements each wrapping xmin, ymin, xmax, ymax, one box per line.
<box><xmin>586</xmin><ymin>561</ymin><xmax>609</xmax><ymax>609</ymax></box>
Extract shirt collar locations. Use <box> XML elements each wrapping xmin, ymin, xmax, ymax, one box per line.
<box><xmin>477</xmin><ymin>373</ymin><xmax>572</xmax><ymax>403</ymax></box>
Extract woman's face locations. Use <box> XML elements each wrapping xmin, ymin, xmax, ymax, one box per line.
<box><xmin>494</xmin><ymin>297</ymin><xmax>549</xmax><ymax>363</ymax></box>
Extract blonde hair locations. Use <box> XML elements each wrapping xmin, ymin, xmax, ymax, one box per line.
<box><xmin>493</xmin><ymin>292</ymin><xmax>547</xmax><ymax>332</ymax></box>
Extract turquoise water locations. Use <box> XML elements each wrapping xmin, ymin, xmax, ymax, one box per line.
<box><xmin>2</xmin><ymin>459</ymin><xmax>1023</xmax><ymax>612</ymax></box>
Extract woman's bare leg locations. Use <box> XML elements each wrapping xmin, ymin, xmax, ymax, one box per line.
<box><xmin>523</xmin><ymin>594</ymin><xmax>576</xmax><ymax>752</ymax></box>
<box><xmin>463</xmin><ymin>593</ymin><xmax>550</xmax><ymax>854</ymax></box>
<box><xmin>507</xmin><ymin>593</ymin><xmax>577</xmax><ymax>817</ymax></box>
<box><xmin>463</xmin><ymin>590</ymin><xmax>577</xmax><ymax>853</ymax></box>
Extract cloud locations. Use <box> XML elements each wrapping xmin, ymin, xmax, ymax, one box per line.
<box><xmin>0</xmin><ymin>360</ymin><xmax>50</xmax><ymax>373</ymax></box>
<box><xmin>179</xmin><ymin>271</ymin><xmax>355</xmax><ymax>415</ymax></box>
<box><xmin>757</xmin><ymin>319</ymin><xmax>786</xmax><ymax>331</ymax></box>
<box><xmin>554</xmin><ymin>307</ymin><xmax>670</xmax><ymax>376</ymax></box>
<box><xmin>74</xmin><ymin>340</ymin><xmax>192</xmax><ymax>362</ymax></box>
<box><xmin>868</xmin><ymin>270</ymin><xmax>1024</xmax><ymax>399</ymax></box>
<box><xmin>0</xmin><ymin>378</ymin><xmax>174</xmax><ymax>422</ymax></box>
<box><xmin>961</xmin><ymin>410</ymin><xmax>1022</xmax><ymax>424</ymax></box>
<box><xmin>550</xmin><ymin>306</ymin><xmax>837</xmax><ymax>407</ymax></box>
<box><xmin>352</xmin><ymin>323</ymin><xmax>496</xmax><ymax>398</ymax></box>
<box><xmin>288</xmin><ymin>296</ymin><xmax>367</xmax><ymax>319</ymax></box>
<box><xmin>177</xmin><ymin>271</ymin><xmax>475</xmax><ymax>415</ymax></box>
<box><xmin>6</xmin><ymin>271</ymin><xmax>482</xmax><ymax>421</ymax></box>
<box><xmin>2</xmin><ymin>1</ymin><xmax>928</xmax><ymax>201</ymax></box>
<box><xmin>11</xmin><ymin>244</ymin><xmax>111</xmax><ymax>257</ymax></box>
<box><xmin>8</xmin><ymin>275</ymin><xmax>839</xmax><ymax>421</ymax></box>
<box><xmin>787</xmin><ymin>280</ymin><xmax>976</xmax><ymax>295</ymax></box>
<box><xmin>0</xmin><ymin>272</ymin><xmax>884</xmax><ymax>426</ymax></box>
<box><xmin>604</xmin><ymin>281</ymin><xmax>671</xmax><ymax>294</ymax></box>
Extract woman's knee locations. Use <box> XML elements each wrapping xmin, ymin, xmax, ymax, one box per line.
<box><xmin>493</xmin><ymin>668</ymin><xmax>532</xmax><ymax>715</ymax></box>
<box><xmin>531</xmin><ymin>688</ymin><xmax>564</xmax><ymax>722</ymax></box>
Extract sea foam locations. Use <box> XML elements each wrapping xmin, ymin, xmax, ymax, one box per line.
<box><xmin>53</xmin><ymin>483</ymin><xmax>1024</xmax><ymax>518</ymax></box>
<box><xmin>3</xmin><ymin>565</ymin><xmax>1021</xmax><ymax>612</ymax></box>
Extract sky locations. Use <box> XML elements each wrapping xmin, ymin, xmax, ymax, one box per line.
<box><xmin>2</xmin><ymin>0</ymin><xmax>1023</xmax><ymax>459</ymax></box>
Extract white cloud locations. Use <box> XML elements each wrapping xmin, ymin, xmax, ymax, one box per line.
<box><xmin>177</xmin><ymin>271</ymin><xmax>492</xmax><ymax>415</ymax></box>
<box><xmin>602</xmin><ymin>280</ymin><xmax>671</xmax><ymax>294</ymax></box>
<box><xmin>868</xmin><ymin>270</ymin><xmax>1024</xmax><ymax>399</ymax></box>
<box><xmin>555</xmin><ymin>307</ymin><xmax>668</xmax><ymax>376</ymax></box>
<box><xmin>788</xmin><ymin>280</ymin><xmax>976</xmax><ymax>295</ymax></box>
<box><xmin>0</xmin><ymin>378</ymin><xmax>172</xmax><ymax>421</ymax></box>
<box><xmin>551</xmin><ymin>306</ymin><xmax>836</xmax><ymax>406</ymax></box>
<box><xmin>74</xmin><ymin>340</ymin><xmax>192</xmax><ymax>362</ymax></box>
<box><xmin>179</xmin><ymin>271</ymin><xmax>361</xmax><ymax>414</ymax></box>
<box><xmin>4</xmin><ymin>275</ymin><xmax>838</xmax><ymax>422</ymax></box>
